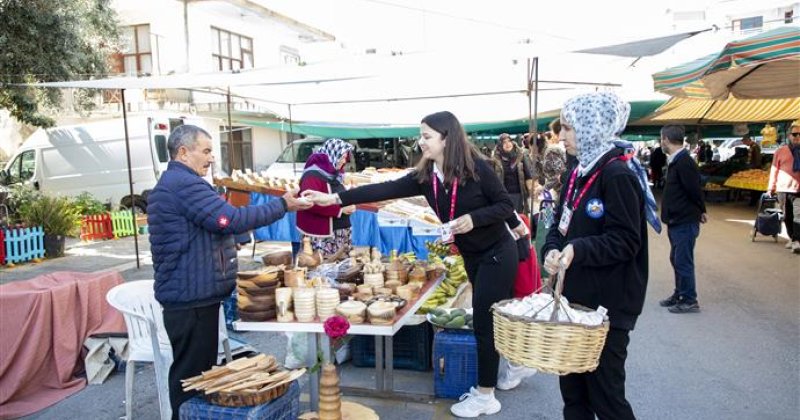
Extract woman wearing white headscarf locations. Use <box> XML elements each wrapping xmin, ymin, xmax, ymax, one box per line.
<box><xmin>542</xmin><ymin>92</ymin><xmax>647</xmax><ymax>420</ymax></box>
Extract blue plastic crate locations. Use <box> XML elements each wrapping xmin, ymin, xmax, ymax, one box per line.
<box><xmin>433</xmin><ymin>329</ymin><xmax>478</xmax><ymax>399</ymax></box>
<box><xmin>179</xmin><ymin>380</ymin><xmax>300</xmax><ymax>420</ymax></box>
<box><xmin>350</xmin><ymin>322</ymin><xmax>432</xmax><ymax>371</ymax></box>
<box><xmin>223</xmin><ymin>289</ymin><xmax>238</xmax><ymax>329</ymax></box>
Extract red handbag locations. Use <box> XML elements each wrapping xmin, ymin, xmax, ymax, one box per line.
<box><xmin>514</xmin><ymin>214</ymin><xmax>542</xmax><ymax>298</ymax></box>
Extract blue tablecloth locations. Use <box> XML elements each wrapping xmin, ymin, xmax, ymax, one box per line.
<box><xmin>250</xmin><ymin>193</ymin><xmax>437</xmax><ymax>259</ymax></box>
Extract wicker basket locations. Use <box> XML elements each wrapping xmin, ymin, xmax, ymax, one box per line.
<box><xmin>491</xmin><ymin>267</ymin><xmax>609</xmax><ymax>375</ymax></box>
<box><xmin>205</xmin><ymin>381</ymin><xmax>290</xmax><ymax>407</ymax></box>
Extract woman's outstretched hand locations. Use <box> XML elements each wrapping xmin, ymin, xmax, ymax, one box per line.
<box><xmin>301</xmin><ymin>190</ymin><xmax>337</xmax><ymax>206</ymax></box>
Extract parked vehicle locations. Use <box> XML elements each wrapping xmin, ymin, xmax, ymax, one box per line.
<box><xmin>263</xmin><ymin>137</ymin><xmax>418</xmax><ymax>179</ymax></box>
<box><xmin>0</xmin><ymin>114</ymin><xmax>221</xmax><ymax>212</ymax></box>
<box><xmin>710</xmin><ymin>137</ymin><xmax>772</xmax><ymax>162</ymax></box>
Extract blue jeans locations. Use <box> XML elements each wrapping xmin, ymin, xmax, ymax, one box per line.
<box><xmin>668</xmin><ymin>222</ymin><xmax>700</xmax><ymax>302</ymax></box>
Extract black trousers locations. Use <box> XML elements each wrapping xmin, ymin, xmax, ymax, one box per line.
<box><xmin>463</xmin><ymin>236</ymin><xmax>518</xmax><ymax>388</ymax></box>
<box><xmin>163</xmin><ymin>303</ymin><xmax>220</xmax><ymax>419</ymax></box>
<box><xmin>779</xmin><ymin>192</ymin><xmax>798</xmax><ymax>241</ymax></box>
<box><xmin>559</xmin><ymin>328</ymin><xmax>636</xmax><ymax>420</ymax></box>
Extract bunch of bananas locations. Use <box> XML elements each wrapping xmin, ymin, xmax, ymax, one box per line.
<box><xmin>425</xmin><ymin>241</ymin><xmax>451</xmax><ymax>258</ymax></box>
<box><xmin>418</xmin><ymin>256</ymin><xmax>468</xmax><ymax>314</ymax></box>
<box><xmin>390</xmin><ymin>250</ymin><xmax>417</xmax><ymax>263</ymax></box>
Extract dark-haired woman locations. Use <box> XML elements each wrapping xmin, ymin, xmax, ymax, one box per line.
<box><xmin>304</xmin><ymin>111</ymin><xmax>525</xmax><ymax>418</ymax></box>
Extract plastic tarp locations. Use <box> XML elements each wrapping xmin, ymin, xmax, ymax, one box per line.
<box><xmin>653</xmin><ymin>26</ymin><xmax>800</xmax><ymax>100</ymax></box>
<box><xmin>635</xmin><ymin>96</ymin><xmax>800</xmax><ymax>124</ymax></box>
<box><xmin>249</xmin><ymin>193</ymin><xmax>436</xmax><ymax>256</ymax></box>
<box><xmin>236</xmin><ymin>100</ymin><xmax>664</xmax><ymax>139</ymax></box>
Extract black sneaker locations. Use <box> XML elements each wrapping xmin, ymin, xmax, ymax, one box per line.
<box><xmin>659</xmin><ymin>295</ymin><xmax>680</xmax><ymax>307</ymax></box>
<box><xmin>668</xmin><ymin>301</ymin><xmax>700</xmax><ymax>313</ymax></box>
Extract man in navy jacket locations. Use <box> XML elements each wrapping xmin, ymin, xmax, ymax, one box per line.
<box><xmin>659</xmin><ymin>125</ymin><xmax>707</xmax><ymax>314</ymax></box>
<box><xmin>147</xmin><ymin>125</ymin><xmax>311</xmax><ymax>418</ymax></box>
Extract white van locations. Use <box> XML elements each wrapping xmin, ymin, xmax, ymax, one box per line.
<box><xmin>264</xmin><ymin>137</ymin><xmax>358</xmax><ymax>179</ymax></box>
<box><xmin>0</xmin><ymin>114</ymin><xmax>221</xmax><ymax>212</ymax></box>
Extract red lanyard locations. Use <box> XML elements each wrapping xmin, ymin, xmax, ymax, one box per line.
<box><xmin>432</xmin><ymin>174</ymin><xmax>458</xmax><ymax>222</ymax></box>
<box><xmin>564</xmin><ymin>157</ymin><xmax>621</xmax><ymax>211</ymax></box>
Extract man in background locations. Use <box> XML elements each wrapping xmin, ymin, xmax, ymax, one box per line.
<box><xmin>659</xmin><ymin>125</ymin><xmax>707</xmax><ymax>314</ymax></box>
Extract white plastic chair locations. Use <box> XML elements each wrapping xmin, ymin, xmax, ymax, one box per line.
<box><xmin>106</xmin><ymin>280</ymin><xmax>233</xmax><ymax>420</ymax></box>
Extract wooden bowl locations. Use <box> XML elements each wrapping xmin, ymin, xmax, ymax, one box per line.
<box><xmin>237</xmin><ymin>280</ymin><xmax>277</xmax><ymax>296</ymax></box>
<box><xmin>238</xmin><ymin>308</ymin><xmax>276</xmax><ymax>322</ymax></box>
<box><xmin>262</xmin><ymin>251</ymin><xmax>292</xmax><ymax>266</ymax></box>
<box><xmin>368</xmin><ymin>301</ymin><xmax>396</xmax><ymax>325</ymax></box>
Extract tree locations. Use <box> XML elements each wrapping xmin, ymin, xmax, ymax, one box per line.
<box><xmin>0</xmin><ymin>0</ymin><xmax>120</xmax><ymax>127</ymax></box>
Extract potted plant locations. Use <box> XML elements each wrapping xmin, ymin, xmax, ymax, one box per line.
<box><xmin>18</xmin><ymin>194</ymin><xmax>80</xmax><ymax>258</ymax></box>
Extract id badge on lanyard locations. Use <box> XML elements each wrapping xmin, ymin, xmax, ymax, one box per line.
<box><xmin>558</xmin><ymin>157</ymin><xmax>620</xmax><ymax>236</ymax></box>
<box><xmin>433</xmin><ymin>174</ymin><xmax>458</xmax><ymax>243</ymax></box>
<box><xmin>558</xmin><ymin>206</ymin><xmax>573</xmax><ymax>236</ymax></box>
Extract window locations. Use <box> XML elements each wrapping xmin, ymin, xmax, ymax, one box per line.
<box><xmin>120</xmin><ymin>25</ymin><xmax>153</xmax><ymax>76</ymax></box>
<box><xmin>786</xmin><ymin>10</ymin><xmax>794</xmax><ymax>24</ymax></box>
<box><xmin>212</xmin><ymin>27</ymin><xmax>253</xmax><ymax>71</ymax></box>
<box><xmin>7</xmin><ymin>150</ymin><xmax>36</xmax><ymax>184</ymax></box>
<box><xmin>220</xmin><ymin>127</ymin><xmax>253</xmax><ymax>175</ymax></box>
<box><xmin>280</xmin><ymin>46</ymin><xmax>301</xmax><ymax>65</ymax></box>
<box><xmin>276</xmin><ymin>141</ymin><xmax>322</xmax><ymax>163</ymax></box>
<box><xmin>732</xmin><ymin>16</ymin><xmax>763</xmax><ymax>32</ymax></box>
<box><xmin>154</xmin><ymin>135</ymin><xmax>169</xmax><ymax>163</ymax></box>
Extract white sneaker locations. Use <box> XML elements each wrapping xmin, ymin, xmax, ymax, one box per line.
<box><xmin>450</xmin><ymin>387</ymin><xmax>502</xmax><ymax>418</ymax></box>
<box><xmin>496</xmin><ymin>360</ymin><xmax>537</xmax><ymax>391</ymax></box>
<box><xmin>786</xmin><ymin>241</ymin><xmax>794</xmax><ymax>249</ymax></box>
<box><xmin>792</xmin><ymin>241</ymin><xmax>800</xmax><ymax>254</ymax></box>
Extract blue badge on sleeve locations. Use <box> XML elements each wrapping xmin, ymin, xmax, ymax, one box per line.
<box><xmin>586</xmin><ymin>198</ymin><xmax>604</xmax><ymax>219</ymax></box>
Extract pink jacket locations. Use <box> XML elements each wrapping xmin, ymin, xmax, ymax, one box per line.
<box><xmin>768</xmin><ymin>145</ymin><xmax>800</xmax><ymax>193</ymax></box>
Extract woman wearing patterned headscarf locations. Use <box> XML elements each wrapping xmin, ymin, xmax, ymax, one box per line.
<box><xmin>541</xmin><ymin>91</ymin><xmax>647</xmax><ymax>420</ymax></box>
<box><xmin>296</xmin><ymin>138</ymin><xmax>356</xmax><ymax>256</ymax></box>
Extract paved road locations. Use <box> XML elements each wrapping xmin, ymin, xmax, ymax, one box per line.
<box><xmin>13</xmin><ymin>200</ymin><xmax>800</xmax><ymax>419</ymax></box>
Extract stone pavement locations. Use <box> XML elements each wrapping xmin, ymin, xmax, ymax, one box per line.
<box><xmin>7</xmin><ymin>200</ymin><xmax>800</xmax><ymax>419</ymax></box>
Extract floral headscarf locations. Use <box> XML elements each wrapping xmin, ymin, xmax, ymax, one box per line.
<box><xmin>320</xmin><ymin>138</ymin><xmax>354</xmax><ymax>170</ymax></box>
<box><xmin>304</xmin><ymin>138</ymin><xmax>354</xmax><ymax>182</ymax></box>
<box><xmin>561</xmin><ymin>92</ymin><xmax>662</xmax><ymax>233</ymax></box>
<box><xmin>560</xmin><ymin>91</ymin><xmax>631</xmax><ymax>167</ymax></box>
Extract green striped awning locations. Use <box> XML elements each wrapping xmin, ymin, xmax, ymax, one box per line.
<box><xmin>653</xmin><ymin>26</ymin><xmax>800</xmax><ymax>100</ymax></box>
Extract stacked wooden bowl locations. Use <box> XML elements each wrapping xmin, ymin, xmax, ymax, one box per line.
<box><xmin>293</xmin><ymin>288</ymin><xmax>316</xmax><ymax>322</ymax></box>
<box><xmin>408</xmin><ymin>265</ymin><xmax>427</xmax><ymax>284</ymax></box>
<box><xmin>384</xmin><ymin>263</ymin><xmax>408</xmax><ymax>285</ymax></box>
<box><xmin>237</xmin><ymin>271</ymin><xmax>280</xmax><ymax>321</ymax></box>
<box><xmin>316</xmin><ymin>288</ymin><xmax>341</xmax><ymax>321</ymax></box>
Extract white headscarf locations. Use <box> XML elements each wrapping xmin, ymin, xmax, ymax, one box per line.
<box><xmin>560</xmin><ymin>91</ymin><xmax>631</xmax><ymax>167</ymax></box>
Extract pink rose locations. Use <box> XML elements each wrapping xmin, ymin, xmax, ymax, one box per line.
<box><xmin>323</xmin><ymin>315</ymin><xmax>350</xmax><ymax>340</ymax></box>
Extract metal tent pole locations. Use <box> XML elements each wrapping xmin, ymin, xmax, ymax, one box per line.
<box><xmin>226</xmin><ymin>87</ymin><xmax>235</xmax><ymax>174</ymax></box>
<box><xmin>121</xmin><ymin>89</ymin><xmax>140</xmax><ymax>269</ymax></box>
<box><xmin>527</xmin><ymin>58</ymin><xmax>534</xmax><ymax>134</ymax></box>
<box><xmin>289</xmin><ymin>104</ymin><xmax>296</xmax><ymax>176</ymax></box>
<box><xmin>533</xmin><ymin>57</ymin><xmax>540</xmax><ymax>138</ymax></box>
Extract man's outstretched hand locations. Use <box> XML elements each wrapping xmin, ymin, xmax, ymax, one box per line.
<box><xmin>283</xmin><ymin>189</ymin><xmax>313</xmax><ymax>212</ymax></box>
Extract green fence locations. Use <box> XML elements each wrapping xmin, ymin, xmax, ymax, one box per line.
<box><xmin>110</xmin><ymin>210</ymin><xmax>136</xmax><ymax>238</ymax></box>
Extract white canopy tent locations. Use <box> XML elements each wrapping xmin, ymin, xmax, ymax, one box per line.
<box><xmin>21</xmin><ymin>29</ymin><xmax>714</xmax><ymax>265</ymax></box>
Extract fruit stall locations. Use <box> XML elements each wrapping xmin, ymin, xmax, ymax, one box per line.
<box><xmin>723</xmin><ymin>169</ymin><xmax>770</xmax><ymax>191</ymax></box>
<box><xmin>231</xmin><ymin>239</ymin><xmax>472</xmax><ymax>411</ymax></box>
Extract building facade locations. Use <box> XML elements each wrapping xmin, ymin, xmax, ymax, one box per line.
<box><xmin>3</xmin><ymin>0</ymin><xmax>335</xmax><ymax>174</ymax></box>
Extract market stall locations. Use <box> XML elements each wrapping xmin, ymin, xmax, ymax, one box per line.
<box><xmin>215</xmin><ymin>171</ymin><xmax>443</xmax><ymax>258</ymax></box>
<box><xmin>231</xmin><ymin>245</ymin><xmax>470</xmax><ymax>411</ymax></box>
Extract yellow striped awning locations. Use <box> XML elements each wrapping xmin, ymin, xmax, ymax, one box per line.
<box><xmin>636</xmin><ymin>96</ymin><xmax>800</xmax><ymax>124</ymax></box>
